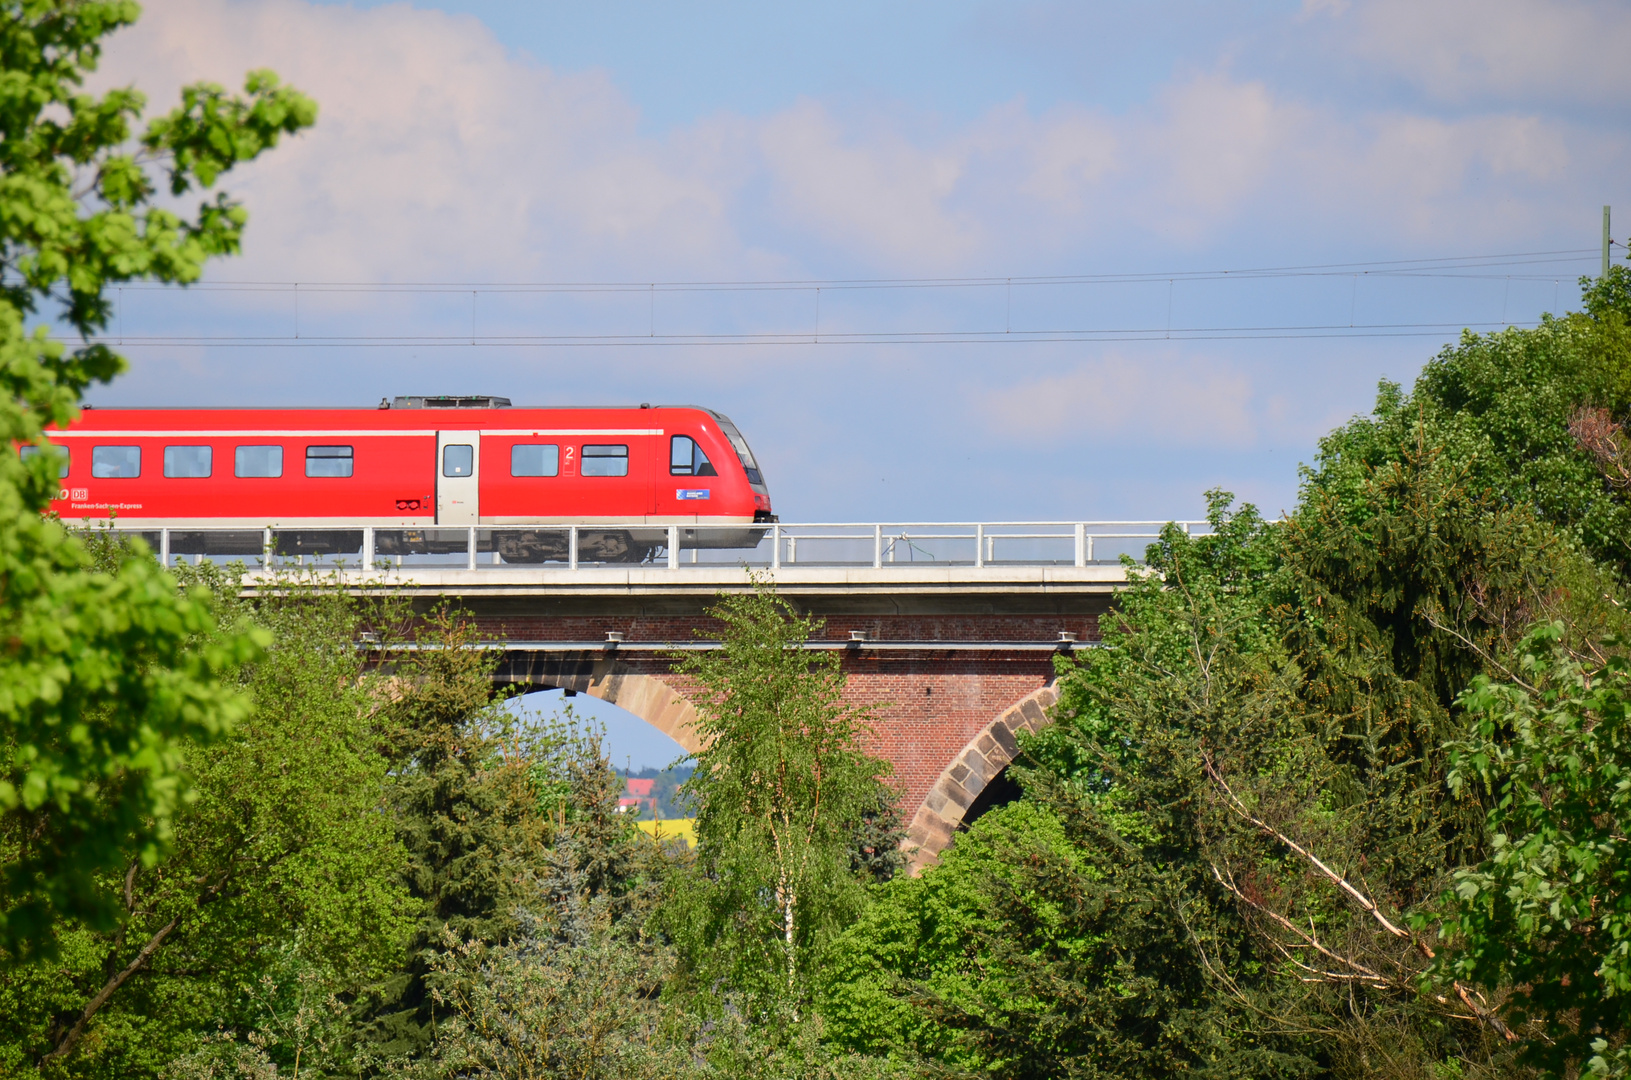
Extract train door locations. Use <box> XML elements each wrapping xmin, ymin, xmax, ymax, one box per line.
<box><xmin>436</xmin><ymin>431</ymin><xmax>480</xmax><ymax>524</ymax></box>
<box><xmin>655</xmin><ymin>432</ymin><xmax>716</xmax><ymax>522</ymax></box>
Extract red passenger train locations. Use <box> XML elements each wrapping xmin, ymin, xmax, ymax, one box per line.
<box><xmin>29</xmin><ymin>396</ymin><xmax>774</xmax><ymax>562</ymax></box>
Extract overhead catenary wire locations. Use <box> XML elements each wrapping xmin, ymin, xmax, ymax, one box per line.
<box><xmin>94</xmin><ymin>320</ymin><xmax>1553</xmax><ymax>348</ymax></box>
<box><xmin>24</xmin><ymin>244</ymin><xmax>1613</xmax><ymax>349</ymax></box>
<box><xmin>94</xmin><ymin>246</ymin><xmax>1606</xmax><ymax>293</ymax></box>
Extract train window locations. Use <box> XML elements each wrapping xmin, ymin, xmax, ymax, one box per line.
<box><xmin>442</xmin><ymin>444</ymin><xmax>473</xmax><ymax>477</ymax></box>
<box><xmin>92</xmin><ymin>445</ymin><xmax>141</xmax><ymax>478</ymax></box>
<box><xmin>581</xmin><ymin>444</ymin><xmax>628</xmax><ymax>477</ymax></box>
<box><xmin>235</xmin><ymin>445</ymin><xmax>283</xmax><ymax>478</ymax></box>
<box><xmin>715</xmin><ymin>417</ymin><xmax>765</xmax><ymax>486</ymax></box>
<box><xmin>511</xmin><ymin>444</ymin><xmax>559</xmax><ymax>477</ymax></box>
<box><xmin>669</xmin><ymin>436</ymin><xmax>717</xmax><ymax>477</ymax></box>
<box><xmin>305</xmin><ymin>445</ymin><xmax>354</xmax><ymax>478</ymax></box>
<box><xmin>164</xmin><ymin>445</ymin><xmax>212</xmax><ymax>478</ymax></box>
<box><xmin>19</xmin><ymin>445</ymin><xmax>69</xmax><ymax>478</ymax></box>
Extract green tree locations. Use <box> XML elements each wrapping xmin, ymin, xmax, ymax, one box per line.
<box><xmin>355</xmin><ymin>618</ymin><xmax>680</xmax><ymax>1064</ymax></box>
<box><xmin>1312</xmin><ymin>269</ymin><xmax>1631</xmax><ymax>578</ymax></box>
<box><xmin>0</xmin><ymin>0</ymin><xmax>315</xmax><ymax>957</ymax></box>
<box><xmin>839</xmin><ymin>499</ymin><xmax>1321</xmax><ymax>1079</ymax></box>
<box><xmin>1443</xmin><ymin>622</ymin><xmax>1631</xmax><ymax>1078</ymax></box>
<box><xmin>827</xmin><ymin>479</ymin><xmax>1555</xmax><ymax>1077</ymax></box>
<box><xmin>665</xmin><ymin>580</ymin><xmax>895</xmax><ymax>1023</ymax></box>
<box><xmin>825</xmin><ymin>271</ymin><xmax>1631</xmax><ymax>1080</ymax></box>
<box><xmin>0</xmin><ymin>569</ymin><xmax>414</xmax><ymax>1079</ymax></box>
<box><xmin>351</xmin><ymin>614</ymin><xmax>561</xmax><ymax>1060</ymax></box>
<box><xmin>404</xmin><ymin>769</ymin><xmax>683</xmax><ymax>1080</ymax></box>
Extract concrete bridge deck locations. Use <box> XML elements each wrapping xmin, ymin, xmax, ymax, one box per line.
<box><xmin>240</xmin><ymin>562</ymin><xmax>1133</xmax><ymax>597</ymax></box>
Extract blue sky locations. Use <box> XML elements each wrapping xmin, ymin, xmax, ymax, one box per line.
<box><xmin>86</xmin><ymin>0</ymin><xmax>1631</xmax><ymax>527</ymax></box>
<box><xmin>81</xmin><ymin>0</ymin><xmax>1630</xmax><ymax>768</ymax></box>
<box><xmin>505</xmin><ymin>689</ymin><xmax>687</xmax><ymax>778</ymax></box>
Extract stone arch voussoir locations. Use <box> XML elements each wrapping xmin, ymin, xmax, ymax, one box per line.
<box><xmin>903</xmin><ymin>684</ymin><xmax>1058</xmax><ymax>875</ymax></box>
<box><xmin>534</xmin><ymin>660</ymin><xmax>704</xmax><ymax>757</ymax></box>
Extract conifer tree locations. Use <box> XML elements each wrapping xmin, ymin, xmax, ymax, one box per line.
<box><xmin>352</xmin><ymin>612</ymin><xmax>556</xmax><ymax>1059</ymax></box>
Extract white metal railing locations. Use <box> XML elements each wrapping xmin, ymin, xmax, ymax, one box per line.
<box><xmin>93</xmin><ymin>520</ymin><xmax>1209</xmax><ymax>572</ymax></box>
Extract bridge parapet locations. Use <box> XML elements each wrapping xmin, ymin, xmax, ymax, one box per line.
<box><xmin>90</xmin><ymin>520</ymin><xmax>1203</xmax><ymax>578</ymax></box>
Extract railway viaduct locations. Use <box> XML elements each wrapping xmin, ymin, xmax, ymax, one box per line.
<box><xmin>201</xmin><ymin>519</ymin><xmax>1189</xmax><ymax>870</ymax></box>
<box><xmin>341</xmin><ymin>560</ymin><xmax>1130</xmax><ymax>871</ymax></box>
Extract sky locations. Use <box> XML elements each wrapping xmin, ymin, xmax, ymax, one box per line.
<box><xmin>81</xmin><ymin>0</ymin><xmax>1631</xmax><ymax>526</ymax></box>
<box><xmin>73</xmin><ymin>0</ymin><xmax>1631</xmax><ymax>769</ymax></box>
<box><xmin>506</xmin><ymin>689</ymin><xmax>688</xmax><ymax>777</ymax></box>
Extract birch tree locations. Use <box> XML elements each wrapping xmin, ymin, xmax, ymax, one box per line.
<box><xmin>668</xmin><ymin>579</ymin><xmax>894</xmax><ymax>1020</ymax></box>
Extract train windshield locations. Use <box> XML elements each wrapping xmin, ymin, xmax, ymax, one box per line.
<box><xmin>712</xmin><ymin>415</ymin><xmax>766</xmax><ymax>489</ymax></box>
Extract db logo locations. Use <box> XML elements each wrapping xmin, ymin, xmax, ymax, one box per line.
<box><xmin>69</xmin><ymin>488</ymin><xmax>87</xmax><ymax>500</ymax></box>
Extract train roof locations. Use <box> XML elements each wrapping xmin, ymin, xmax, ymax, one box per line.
<box><xmin>52</xmin><ymin>403</ymin><xmax>731</xmax><ymax>435</ymax></box>
<box><xmin>72</xmin><ymin>403</ymin><xmax>713</xmax><ymax>412</ymax></box>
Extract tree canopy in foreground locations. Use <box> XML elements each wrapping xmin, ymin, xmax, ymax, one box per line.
<box><xmin>0</xmin><ymin>0</ymin><xmax>315</xmax><ymax>958</ymax></box>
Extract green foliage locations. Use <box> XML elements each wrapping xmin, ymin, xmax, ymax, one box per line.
<box><xmin>354</xmin><ymin>663</ymin><xmax>687</xmax><ymax>1080</ymax></box>
<box><xmin>0</xmin><ymin>449</ymin><xmax>263</xmax><ymax>956</ymax></box>
<box><xmin>847</xmin><ymin>782</ymin><xmax>907</xmax><ymax>887</ymax></box>
<box><xmin>350</xmin><ymin>614</ymin><xmax>562</xmax><ymax>1060</ymax></box>
<box><xmin>0</xmin><ymin>0</ymin><xmax>314</xmax><ymax>959</ymax></box>
<box><xmin>1582</xmin><ymin>264</ymin><xmax>1631</xmax><ymax>325</ymax></box>
<box><xmin>1286</xmin><ymin>426</ymin><xmax>1570</xmax><ymax>907</ymax></box>
<box><xmin>665</xmin><ymin>580</ymin><xmax>895</xmax><ymax>1021</ymax></box>
<box><xmin>845</xmin><ymin>464</ymin><xmax>1555</xmax><ymax>1076</ymax></box>
<box><xmin>1</xmin><ymin>0</ymin><xmax>317</xmax><ymax>334</ymax></box>
<box><xmin>1309</xmin><ymin>273</ymin><xmax>1631</xmax><ymax>577</ymax></box>
<box><xmin>988</xmin><ymin>500</ymin><xmax>1322</xmax><ymax>1078</ymax></box>
<box><xmin>815</xmin><ymin>293</ymin><xmax>1631</xmax><ymax>1075</ymax></box>
<box><xmin>163</xmin><ymin>938</ymin><xmax>354</xmax><ymax>1080</ymax></box>
<box><xmin>0</xmin><ymin>570</ymin><xmax>415</xmax><ymax>1078</ymax></box>
<box><xmin>352</xmin><ymin>616</ymin><xmax>685</xmax><ymax>1067</ymax></box>
<box><xmin>413</xmin><ymin>930</ymin><xmax>670</xmax><ymax>1079</ymax></box>
<box><xmin>990</xmin><ymin>302</ymin><xmax>1631</xmax><ymax>1074</ymax></box>
<box><xmin>821</xmin><ymin>800</ymin><xmax>1086</xmax><ymax>1071</ymax></box>
<box><xmin>403</xmin><ymin>885</ymin><xmax>677</xmax><ymax>1079</ymax></box>
<box><xmin>1444</xmin><ymin>623</ymin><xmax>1631</xmax><ymax>1078</ymax></box>
<box><xmin>1026</xmin><ymin>490</ymin><xmax>1287</xmax><ymax>801</ymax></box>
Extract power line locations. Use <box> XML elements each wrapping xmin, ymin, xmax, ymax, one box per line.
<box><xmin>96</xmin><ymin>318</ymin><xmax>1547</xmax><ymax>349</ymax></box>
<box><xmin>99</xmin><ymin>246</ymin><xmax>1602</xmax><ymax>294</ymax></box>
<box><xmin>42</xmin><ymin>243</ymin><xmax>1606</xmax><ymax>349</ymax></box>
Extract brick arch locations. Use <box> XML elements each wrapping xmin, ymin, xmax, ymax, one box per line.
<box><xmin>528</xmin><ymin>660</ymin><xmax>704</xmax><ymax>757</ymax></box>
<box><xmin>504</xmin><ymin>655</ymin><xmax>1061</xmax><ymax>871</ymax></box>
<box><xmin>902</xmin><ymin>684</ymin><xmax>1059</xmax><ymax>875</ymax></box>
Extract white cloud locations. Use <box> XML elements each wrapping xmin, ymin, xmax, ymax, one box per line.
<box><xmin>1010</xmin><ymin>106</ymin><xmax>1119</xmax><ymax>212</ymax></box>
<box><xmin>1331</xmin><ymin>0</ymin><xmax>1631</xmax><ymax>107</ymax></box>
<box><xmin>89</xmin><ymin>0</ymin><xmax>1624</xmax><ymax>293</ymax></box>
<box><xmin>756</xmin><ymin>99</ymin><xmax>983</xmax><ymax>266</ymax></box>
<box><xmin>1135</xmin><ymin>76</ymin><xmax>1290</xmax><ymax>225</ymax></box>
<box><xmin>95</xmin><ymin>0</ymin><xmax>755</xmax><ymax>282</ymax></box>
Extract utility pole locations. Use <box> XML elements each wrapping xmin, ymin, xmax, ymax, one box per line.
<box><xmin>1604</xmin><ymin>205</ymin><xmax>1612</xmax><ymax>278</ymax></box>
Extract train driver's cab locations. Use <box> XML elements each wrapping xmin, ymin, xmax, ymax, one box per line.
<box><xmin>670</xmin><ymin>435</ymin><xmax>717</xmax><ymax>477</ymax></box>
